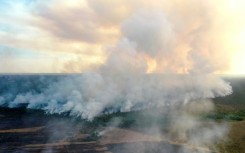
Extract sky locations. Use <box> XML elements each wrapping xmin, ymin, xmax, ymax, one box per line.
<box><xmin>0</xmin><ymin>0</ymin><xmax>245</xmax><ymax>75</ymax></box>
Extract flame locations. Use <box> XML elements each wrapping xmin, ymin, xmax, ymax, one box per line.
<box><xmin>145</xmin><ymin>55</ymin><xmax>157</xmax><ymax>73</ymax></box>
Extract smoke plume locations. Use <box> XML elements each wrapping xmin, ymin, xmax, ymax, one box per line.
<box><xmin>0</xmin><ymin>2</ymin><xmax>234</xmax><ymax>152</ymax></box>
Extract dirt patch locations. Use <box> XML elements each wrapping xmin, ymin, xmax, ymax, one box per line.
<box><xmin>99</xmin><ymin>127</ymin><xmax>162</xmax><ymax>145</ymax></box>
<box><xmin>0</xmin><ymin>126</ymin><xmax>44</xmax><ymax>133</ymax></box>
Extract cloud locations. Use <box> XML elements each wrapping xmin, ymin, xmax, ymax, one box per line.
<box><xmin>0</xmin><ymin>0</ymin><xmax>244</xmax><ymax>73</ymax></box>
<box><xmin>30</xmin><ymin>0</ymin><xmax>120</xmax><ymax>44</ymax></box>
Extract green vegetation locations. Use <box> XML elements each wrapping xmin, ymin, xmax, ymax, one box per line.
<box><xmin>203</xmin><ymin>109</ymin><xmax>245</xmax><ymax>121</ymax></box>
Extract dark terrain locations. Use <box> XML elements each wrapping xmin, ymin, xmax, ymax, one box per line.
<box><xmin>0</xmin><ymin>107</ymin><xmax>200</xmax><ymax>153</ymax></box>
<box><xmin>0</xmin><ymin>75</ymin><xmax>245</xmax><ymax>153</ymax></box>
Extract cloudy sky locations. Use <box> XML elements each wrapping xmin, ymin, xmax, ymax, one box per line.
<box><xmin>0</xmin><ymin>0</ymin><xmax>245</xmax><ymax>74</ymax></box>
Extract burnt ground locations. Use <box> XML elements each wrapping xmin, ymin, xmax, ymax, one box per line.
<box><xmin>0</xmin><ymin>108</ymin><xmax>109</xmax><ymax>153</ymax></box>
<box><xmin>0</xmin><ymin>108</ymin><xmax>209</xmax><ymax>153</ymax></box>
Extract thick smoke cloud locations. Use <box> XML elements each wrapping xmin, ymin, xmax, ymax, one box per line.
<box><xmin>1</xmin><ymin>0</ymin><xmax>242</xmax><ymax>73</ymax></box>
<box><xmin>122</xmin><ymin>11</ymin><xmax>175</xmax><ymax>57</ymax></box>
<box><xmin>1</xmin><ymin>10</ymin><xmax>232</xmax><ymax>120</ymax></box>
<box><xmin>2</xmin><ymin>7</ymin><xmax>232</xmax><ymax>121</ymax></box>
<box><xmin>2</xmin><ymin>74</ymin><xmax>232</xmax><ymax>120</ymax></box>
<box><xmin>0</xmin><ymin>1</ymin><xmax>235</xmax><ymax>152</ymax></box>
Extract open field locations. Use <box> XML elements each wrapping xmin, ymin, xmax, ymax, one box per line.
<box><xmin>0</xmin><ymin>108</ymin><xmax>214</xmax><ymax>153</ymax></box>
<box><xmin>0</xmin><ymin>76</ymin><xmax>245</xmax><ymax>153</ymax></box>
<box><xmin>0</xmin><ymin>104</ymin><xmax>245</xmax><ymax>152</ymax></box>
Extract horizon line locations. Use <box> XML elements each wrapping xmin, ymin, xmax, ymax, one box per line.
<box><xmin>0</xmin><ymin>73</ymin><xmax>245</xmax><ymax>77</ymax></box>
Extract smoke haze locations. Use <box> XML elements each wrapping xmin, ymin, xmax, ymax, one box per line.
<box><xmin>1</xmin><ymin>0</ymin><xmax>245</xmax><ymax>74</ymax></box>
<box><xmin>0</xmin><ymin>0</ymin><xmax>237</xmax><ymax>152</ymax></box>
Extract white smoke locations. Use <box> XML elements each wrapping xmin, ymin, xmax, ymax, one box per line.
<box><xmin>6</xmin><ymin>74</ymin><xmax>232</xmax><ymax>120</ymax></box>
<box><xmin>121</xmin><ymin>10</ymin><xmax>175</xmax><ymax>57</ymax></box>
<box><xmin>4</xmin><ymin>10</ymin><xmax>233</xmax><ymax>119</ymax></box>
<box><xmin>1</xmin><ymin>9</ymin><xmax>233</xmax><ymax>153</ymax></box>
